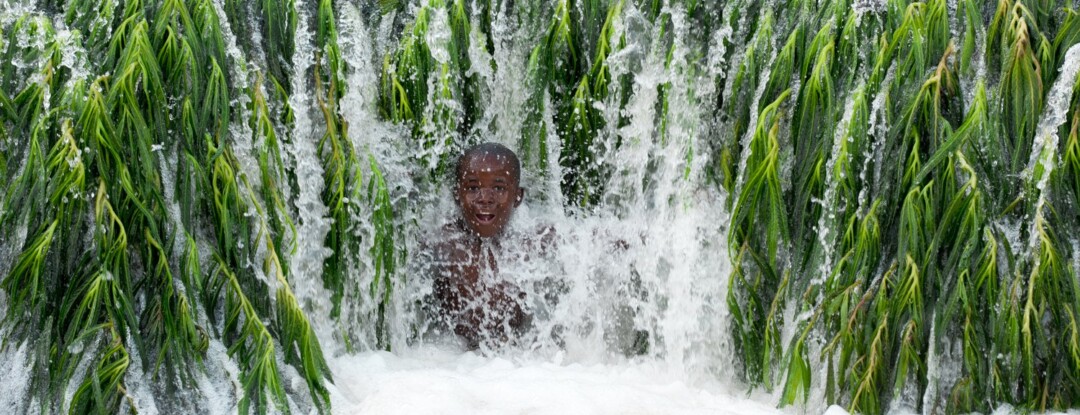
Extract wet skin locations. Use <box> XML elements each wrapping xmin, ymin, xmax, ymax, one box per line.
<box><xmin>431</xmin><ymin>151</ymin><xmax>529</xmax><ymax>349</ymax></box>
<box><xmin>454</xmin><ymin>152</ymin><xmax>524</xmax><ymax>238</ymax></box>
<box><xmin>431</xmin><ymin>229</ymin><xmax>528</xmax><ymax>349</ymax></box>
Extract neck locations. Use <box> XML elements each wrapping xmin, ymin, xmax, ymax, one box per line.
<box><xmin>455</xmin><ymin>219</ymin><xmax>504</xmax><ymax>246</ymax></box>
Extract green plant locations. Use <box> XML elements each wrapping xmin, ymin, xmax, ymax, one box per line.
<box><xmin>6</xmin><ymin>1</ymin><xmax>1080</xmax><ymax>414</ymax></box>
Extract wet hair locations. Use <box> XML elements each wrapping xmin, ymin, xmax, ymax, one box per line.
<box><xmin>455</xmin><ymin>142</ymin><xmax>522</xmax><ymax>183</ymax></box>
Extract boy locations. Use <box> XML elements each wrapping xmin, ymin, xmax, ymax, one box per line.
<box><xmin>428</xmin><ymin>142</ymin><xmax>533</xmax><ymax>350</ymax></box>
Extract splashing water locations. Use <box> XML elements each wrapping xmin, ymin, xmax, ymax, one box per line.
<box><xmin>317</xmin><ymin>1</ymin><xmax>756</xmax><ymax>411</ymax></box>
<box><xmin>3</xmin><ymin>0</ymin><xmax>1080</xmax><ymax>414</ymax></box>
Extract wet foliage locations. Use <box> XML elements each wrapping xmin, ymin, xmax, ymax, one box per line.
<box><xmin>3</xmin><ymin>0</ymin><xmax>1080</xmax><ymax>413</ymax></box>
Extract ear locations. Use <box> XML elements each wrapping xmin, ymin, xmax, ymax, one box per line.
<box><xmin>514</xmin><ymin>188</ymin><xmax>525</xmax><ymax>207</ymax></box>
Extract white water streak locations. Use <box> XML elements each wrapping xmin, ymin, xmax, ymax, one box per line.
<box><xmin>812</xmin><ymin>86</ymin><xmax>863</xmax><ymax>289</ymax></box>
<box><xmin>211</xmin><ymin>0</ymin><xmax>261</xmax><ymax>181</ymax></box>
<box><xmin>287</xmin><ymin>3</ymin><xmax>335</xmax><ymax>321</ymax></box>
<box><xmin>1027</xmin><ymin>44</ymin><xmax>1080</xmax><ymax>251</ymax></box>
<box><xmin>481</xmin><ymin>0</ymin><xmax>531</xmax><ymax>150</ymax></box>
<box><xmin>0</xmin><ymin>337</ymin><xmax>32</xmax><ymax>414</ymax></box>
<box><xmin>861</xmin><ymin>62</ymin><xmax>896</xmax><ymax>216</ymax></box>
<box><xmin>119</xmin><ymin>333</ymin><xmax>160</xmax><ymax>415</ymax></box>
<box><xmin>731</xmin><ymin>41</ymin><xmax>777</xmax><ymax>204</ymax></box>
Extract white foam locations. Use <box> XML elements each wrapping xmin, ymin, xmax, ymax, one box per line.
<box><xmin>328</xmin><ymin>346</ymin><xmax>784</xmax><ymax>415</ymax></box>
<box><xmin>0</xmin><ymin>340</ymin><xmax>33</xmax><ymax>414</ymax></box>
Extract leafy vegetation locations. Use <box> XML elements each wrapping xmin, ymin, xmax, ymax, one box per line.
<box><xmin>3</xmin><ymin>0</ymin><xmax>1080</xmax><ymax>414</ymax></box>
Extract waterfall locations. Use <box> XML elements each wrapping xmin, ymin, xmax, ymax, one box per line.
<box><xmin>2</xmin><ymin>0</ymin><xmax>1080</xmax><ymax>414</ymax></box>
<box><xmin>1027</xmin><ymin>44</ymin><xmax>1080</xmax><ymax>238</ymax></box>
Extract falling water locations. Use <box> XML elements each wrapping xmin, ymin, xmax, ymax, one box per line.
<box><xmin>1029</xmin><ymin>44</ymin><xmax>1080</xmax><ymax>234</ymax></box>
<box><xmin>3</xmin><ymin>0</ymin><xmax>1080</xmax><ymax>414</ymax></box>
<box><xmin>368</xmin><ymin>1</ymin><xmax>741</xmax><ymax>371</ymax></box>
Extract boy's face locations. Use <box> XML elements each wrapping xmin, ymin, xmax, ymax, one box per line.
<box><xmin>455</xmin><ymin>153</ymin><xmax>524</xmax><ymax>238</ymax></box>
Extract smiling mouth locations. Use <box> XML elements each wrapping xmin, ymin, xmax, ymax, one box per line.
<box><xmin>475</xmin><ymin>213</ymin><xmax>496</xmax><ymax>223</ymax></box>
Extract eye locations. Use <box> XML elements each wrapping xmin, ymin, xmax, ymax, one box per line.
<box><xmin>494</xmin><ymin>186</ymin><xmax>505</xmax><ymax>192</ymax></box>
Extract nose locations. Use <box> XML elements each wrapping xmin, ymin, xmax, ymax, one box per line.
<box><xmin>476</xmin><ymin>188</ymin><xmax>496</xmax><ymax>203</ymax></box>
